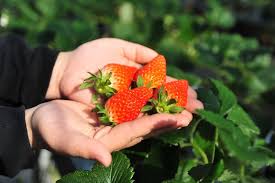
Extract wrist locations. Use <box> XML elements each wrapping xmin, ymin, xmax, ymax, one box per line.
<box><xmin>25</xmin><ymin>107</ymin><xmax>38</xmax><ymax>149</ymax></box>
<box><xmin>46</xmin><ymin>51</ymin><xmax>72</xmax><ymax>99</ymax></box>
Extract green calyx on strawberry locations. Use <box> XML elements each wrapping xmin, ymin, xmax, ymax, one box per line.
<box><xmin>93</xmin><ymin>87</ymin><xmax>153</xmax><ymax>125</ymax></box>
<box><xmin>80</xmin><ymin>64</ymin><xmax>138</xmax><ymax>97</ymax></box>
<box><xmin>148</xmin><ymin>80</ymin><xmax>189</xmax><ymax>114</ymax></box>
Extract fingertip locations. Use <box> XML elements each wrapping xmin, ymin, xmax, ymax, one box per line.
<box><xmin>100</xmin><ymin>152</ymin><xmax>112</xmax><ymax>167</ymax></box>
<box><xmin>185</xmin><ymin>99</ymin><xmax>204</xmax><ymax>113</ymax></box>
<box><xmin>89</xmin><ymin>140</ymin><xmax>112</xmax><ymax>167</ymax></box>
<box><xmin>175</xmin><ymin>110</ymin><xmax>193</xmax><ymax>127</ymax></box>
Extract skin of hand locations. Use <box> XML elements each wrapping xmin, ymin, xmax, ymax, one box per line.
<box><xmin>45</xmin><ymin>38</ymin><xmax>203</xmax><ymax>113</ymax></box>
<box><xmin>25</xmin><ymin>100</ymin><xmax>194</xmax><ymax>167</ymax></box>
<box><xmin>35</xmin><ymin>38</ymin><xmax>204</xmax><ymax>166</ymax></box>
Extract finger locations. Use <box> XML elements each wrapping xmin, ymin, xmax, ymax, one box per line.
<box><xmin>144</xmin><ymin>110</ymin><xmax>193</xmax><ymax>139</ymax></box>
<box><xmin>98</xmin><ymin>114</ymin><xmax>178</xmax><ymax>151</ymax></box>
<box><xmin>123</xmin><ymin>137</ymin><xmax>143</xmax><ymax>150</ymax></box>
<box><xmin>166</xmin><ymin>76</ymin><xmax>176</xmax><ymax>82</ymax></box>
<box><xmin>188</xmin><ymin>87</ymin><xmax>197</xmax><ymax>99</ymax></box>
<box><xmin>94</xmin><ymin>126</ymin><xmax>112</xmax><ymax>139</ymax></box>
<box><xmin>56</xmin><ymin>131</ymin><xmax>112</xmax><ymax>167</ymax></box>
<box><xmin>119</xmin><ymin>57</ymin><xmax>142</xmax><ymax>68</ymax></box>
<box><xmin>119</xmin><ymin>40</ymin><xmax>158</xmax><ymax>64</ymax></box>
<box><xmin>185</xmin><ymin>99</ymin><xmax>204</xmax><ymax>113</ymax></box>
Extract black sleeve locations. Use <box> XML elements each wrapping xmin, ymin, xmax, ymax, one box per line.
<box><xmin>0</xmin><ymin>106</ymin><xmax>34</xmax><ymax>177</ymax></box>
<box><xmin>0</xmin><ymin>34</ymin><xmax>58</xmax><ymax>108</ymax></box>
<box><xmin>0</xmin><ymin>34</ymin><xmax>59</xmax><ymax>177</ymax></box>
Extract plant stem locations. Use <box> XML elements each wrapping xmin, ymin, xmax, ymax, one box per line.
<box><xmin>122</xmin><ymin>150</ymin><xmax>149</xmax><ymax>158</ymax></box>
<box><xmin>192</xmin><ymin>141</ymin><xmax>209</xmax><ymax>164</ymax></box>
<box><xmin>240</xmin><ymin>164</ymin><xmax>245</xmax><ymax>182</ymax></box>
<box><xmin>190</xmin><ymin>119</ymin><xmax>209</xmax><ymax>164</ymax></box>
<box><xmin>211</xmin><ymin>128</ymin><xmax>219</xmax><ymax>163</ymax></box>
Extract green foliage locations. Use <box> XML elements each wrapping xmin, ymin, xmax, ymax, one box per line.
<box><xmin>57</xmin><ymin>152</ymin><xmax>134</xmax><ymax>183</ymax></box>
<box><xmin>2</xmin><ymin>0</ymin><xmax>275</xmax><ymax>182</ymax></box>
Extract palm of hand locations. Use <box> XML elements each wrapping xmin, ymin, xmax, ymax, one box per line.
<box><xmin>32</xmin><ymin>100</ymin><xmax>192</xmax><ymax>166</ymax></box>
<box><xmin>60</xmin><ymin>38</ymin><xmax>150</xmax><ymax>105</ymax></box>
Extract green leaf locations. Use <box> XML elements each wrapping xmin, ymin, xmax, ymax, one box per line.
<box><xmin>220</xmin><ymin>130</ymin><xmax>275</xmax><ymax>164</ymax></box>
<box><xmin>197</xmin><ymin>110</ymin><xmax>275</xmax><ymax>164</ymax></box>
<box><xmin>210</xmin><ymin>79</ymin><xmax>237</xmax><ymax>115</ymax></box>
<box><xmin>162</xmin><ymin>159</ymin><xmax>197</xmax><ymax>183</ymax></box>
<box><xmin>57</xmin><ymin>152</ymin><xmax>134</xmax><ymax>183</ymax></box>
<box><xmin>227</xmin><ymin>105</ymin><xmax>260</xmax><ymax>137</ymax></box>
<box><xmin>156</xmin><ymin>128</ymin><xmax>190</xmax><ymax>148</ymax></box>
<box><xmin>197</xmin><ymin>88</ymin><xmax>220</xmax><ymax>113</ymax></box>
<box><xmin>217</xmin><ymin>170</ymin><xmax>240</xmax><ymax>182</ymax></box>
<box><xmin>188</xmin><ymin>160</ymin><xmax>224</xmax><ymax>182</ymax></box>
<box><xmin>79</xmin><ymin>82</ymin><xmax>93</xmax><ymax>89</ymax></box>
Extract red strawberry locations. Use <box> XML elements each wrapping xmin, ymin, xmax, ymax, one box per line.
<box><xmin>152</xmin><ymin>80</ymin><xmax>189</xmax><ymax>113</ymax></box>
<box><xmin>134</xmin><ymin>55</ymin><xmax>166</xmax><ymax>88</ymax></box>
<box><xmin>80</xmin><ymin>64</ymin><xmax>137</xmax><ymax>97</ymax></box>
<box><xmin>94</xmin><ymin>87</ymin><xmax>153</xmax><ymax>125</ymax></box>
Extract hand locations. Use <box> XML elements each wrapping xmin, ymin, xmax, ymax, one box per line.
<box><xmin>25</xmin><ymin>100</ymin><xmax>193</xmax><ymax>166</ymax></box>
<box><xmin>46</xmin><ymin>38</ymin><xmax>203</xmax><ymax>113</ymax></box>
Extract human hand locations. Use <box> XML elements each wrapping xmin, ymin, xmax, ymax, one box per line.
<box><xmin>25</xmin><ymin>100</ymin><xmax>193</xmax><ymax>166</ymax></box>
<box><xmin>46</xmin><ymin>38</ymin><xmax>203</xmax><ymax>113</ymax></box>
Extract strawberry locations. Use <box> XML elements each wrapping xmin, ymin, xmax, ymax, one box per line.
<box><xmin>134</xmin><ymin>55</ymin><xmax>166</xmax><ymax>88</ymax></box>
<box><xmin>94</xmin><ymin>87</ymin><xmax>153</xmax><ymax>125</ymax></box>
<box><xmin>80</xmin><ymin>64</ymin><xmax>137</xmax><ymax>97</ymax></box>
<box><xmin>151</xmin><ymin>80</ymin><xmax>189</xmax><ymax>113</ymax></box>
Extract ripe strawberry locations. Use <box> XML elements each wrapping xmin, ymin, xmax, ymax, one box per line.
<box><xmin>80</xmin><ymin>64</ymin><xmax>137</xmax><ymax>97</ymax></box>
<box><xmin>134</xmin><ymin>55</ymin><xmax>166</xmax><ymax>88</ymax></box>
<box><xmin>151</xmin><ymin>80</ymin><xmax>189</xmax><ymax>113</ymax></box>
<box><xmin>94</xmin><ymin>87</ymin><xmax>153</xmax><ymax>125</ymax></box>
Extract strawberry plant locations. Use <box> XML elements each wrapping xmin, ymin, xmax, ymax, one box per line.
<box><xmin>57</xmin><ymin>77</ymin><xmax>275</xmax><ymax>183</ymax></box>
<box><xmin>2</xmin><ymin>0</ymin><xmax>275</xmax><ymax>182</ymax></box>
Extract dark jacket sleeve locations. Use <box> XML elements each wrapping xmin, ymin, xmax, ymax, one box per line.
<box><xmin>0</xmin><ymin>34</ymin><xmax>59</xmax><ymax>177</ymax></box>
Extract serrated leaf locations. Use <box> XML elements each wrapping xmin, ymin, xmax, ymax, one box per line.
<box><xmin>220</xmin><ymin>130</ymin><xmax>275</xmax><ymax>164</ymax></box>
<box><xmin>57</xmin><ymin>152</ymin><xmax>134</xmax><ymax>183</ymax></box>
<box><xmin>227</xmin><ymin>105</ymin><xmax>260</xmax><ymax>137</ymax></box>
<box><xmin>162</xmin><ymin>159</ymin><xmax>197</xmax><ymax>183</ymax></box>
<box><xmin>218</xmin><ymin>170</ymin><xmax>240</xmax><ymax>182</ymax></box>
<box><xmin>188</xmin><ymin>160</ymin><xmax>224</xmax><ymax>182</ymax></box>
<box><xmin>210</xmin><ymin>79</ymin><xmax>237</xmax><ymax>114</ymax></box>
<box><xmin>197</xmin><ymin>88</ymin><xmax>220</xmax><ymax>112</ymax></box>
<box><xmin>197</xmin><ymin>110</ymin><xmax>275</xmax><ymax>164</ymax></box>
<box><xmin>156</xmin><ymin>128</ymin><xmax>190</xmax><ymax>148</ymax></box>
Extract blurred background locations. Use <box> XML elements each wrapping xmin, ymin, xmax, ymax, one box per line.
<box><xmin>1</xmin><ymin>0</ymin><xmax>275</xmax><ymax>182</ymax></box>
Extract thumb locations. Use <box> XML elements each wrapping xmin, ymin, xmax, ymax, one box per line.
<box><xmin>58</xmin><ymin>132</ymin><xmax>112</xmax><ymax>167</ymax></box>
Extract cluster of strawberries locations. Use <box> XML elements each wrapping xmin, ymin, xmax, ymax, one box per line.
<box><xmin>80</xmin><ymin>55</ymin><xmax>189</xmax><ymax>125</ymax></box>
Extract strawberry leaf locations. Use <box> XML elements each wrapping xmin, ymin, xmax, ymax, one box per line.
<box><xmin>227</xmin><ymin>105</ymin><xmax>260</xmax><ymax>137</ymax></box>
<box><xmin>57</xmin><ymin>152</ymin><xmax>134</xmax><ymax>183</ymax></box>
<box><xmin>210</xmin><ymin>79</ymin><xmax>237</xmax><ymax>115</ymax></box>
